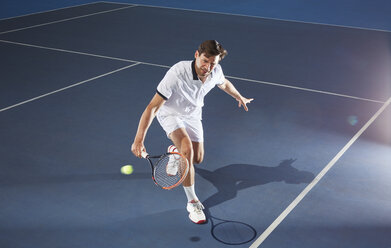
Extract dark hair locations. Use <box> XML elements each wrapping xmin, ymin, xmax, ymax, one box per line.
<box><xmin>197</xmin><ymin>40</ymin><xmax>228</xmax><ymax>61</ymax></box>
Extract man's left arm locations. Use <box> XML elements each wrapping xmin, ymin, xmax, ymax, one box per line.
<box><xmin>218</xmin><ymin>78</ymin><xmax>254</xmax><ymax>111</ymax></box>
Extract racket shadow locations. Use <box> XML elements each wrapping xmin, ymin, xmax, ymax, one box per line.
<box><xmin>203</xmin><ymin>206</ymin><xmax>257</xmax><ymax>246</ymax></box>
<box><xmin>197</xmin><ymin>159</ymin><xmax>314</xmax><ymax>210</ymax></box>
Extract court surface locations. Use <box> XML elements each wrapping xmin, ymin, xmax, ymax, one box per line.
<box><xmin>1</xmin><ymin>2</ymin><xmax>390</xmax><ymax>248</ymax></box>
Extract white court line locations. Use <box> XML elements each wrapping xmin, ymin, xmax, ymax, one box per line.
<box><xmin>0</xmin><ymin>39</ymin><xmax>170</xmax><ymax>69</ymax></box>
<box><xmin>0</xmin><ymin>39</ymin><xmax>140</xmax><ymax>63</ymax></box>
<box><xmin>0</xmin><ymin>39</ymin><xmax>384</xmax><ymax>104</ymax></box>
<box><xmin>0</xmin><ymin>63</ymin><xmax>140</xmax><ymax>113</ymax></box>
<box><xmin>0</xmin><ymin>2</ymin><xmax>101</xmax><ymax>21</ymax></box>
<box><xmin>0</xmin><ymin>5</ymin><xmax>137</xmax><ymax>35</ymax></box>
<box><xmin>249</xmin><ymin>96</ymin><xmax>391</xmax><ymax>248</ymax></box>
<box><xmin>227</xmin><ymin>75</ymin><xmax>385</xmax><ymax>104</ymax></box>
<box><xmin>102</xmin><ymin>1</ymin><xmax>391</xmax><ymax>33</ymax></box>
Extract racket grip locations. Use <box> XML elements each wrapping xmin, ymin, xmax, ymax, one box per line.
<box><xmin>141</xmin><ymin>151</ymin><xmax>148</xmax><ymax>158</ymax></box>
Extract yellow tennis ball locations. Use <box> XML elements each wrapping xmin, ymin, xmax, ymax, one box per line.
<box><xmin>121</xmin><ymin>165</ymin><xmax>133</xmax><ymax>175</ymax></box>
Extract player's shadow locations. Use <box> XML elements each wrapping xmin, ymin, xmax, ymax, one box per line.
<box><xmin>197</xmin><ymin>159</ymin><xmax>314</xmax><ymax>209</ymax></box>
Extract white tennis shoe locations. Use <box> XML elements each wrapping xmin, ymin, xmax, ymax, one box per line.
<box><xmin>166</xmin><ymin>145</ymin><xmax>179</xmax><ymax>176</ymax></box>
<box><xmin>186</xmin><ymin>200</ymin><xmax>206</xmax><ymax>224</ymax></box>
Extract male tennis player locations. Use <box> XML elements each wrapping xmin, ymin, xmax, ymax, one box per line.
<box><xmin>131</xmin><ymin>40</ymin><xmax>253</xmax><ymax>224</ymax></box>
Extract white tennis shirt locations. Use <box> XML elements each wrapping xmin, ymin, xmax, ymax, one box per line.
<box><xmin>156</xmin><ymin>60</ymin><xmax>225</xmax><ymax>120</ymax></box>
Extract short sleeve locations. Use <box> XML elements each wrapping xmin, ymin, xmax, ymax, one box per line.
<box><xmin>215</xmin><ymin>64</ymin><xmax>225</xmax><ymax>85</ymax></box>
<box><xmin>156</xmin><ymin>68</ymin><xmax>177</xmax><ymax>100</ymax></box>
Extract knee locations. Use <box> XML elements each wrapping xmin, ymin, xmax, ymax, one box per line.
<box><xmin>180</xmin><ymin>144</ymin><xmax>194</xmax><ymax>162</ymax></box>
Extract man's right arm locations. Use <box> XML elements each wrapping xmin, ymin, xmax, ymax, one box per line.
<box><xmin>131</xmin><ymin>93</ymin><xmax>166</xmax><ymax>158</ymax></box>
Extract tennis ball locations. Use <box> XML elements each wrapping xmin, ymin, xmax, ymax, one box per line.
<box><xmin>121</xmin><ymin>165</ymin><xmax>133</xmax><ymax>175</ymax></box>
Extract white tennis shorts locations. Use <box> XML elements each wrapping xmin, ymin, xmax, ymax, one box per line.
<box><xmin>156</xmin><ymin>114</ymin><xmax>204</xmax><ymax>142</ymax></box>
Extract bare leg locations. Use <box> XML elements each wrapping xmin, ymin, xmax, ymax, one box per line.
<box><xmin>192</xmin><ymin>141</ymin><xmax>204</xmax><ymax>165</ymax></box>
<box><xmin>169</xmin><ymin>128</ymin><xmax>194</xmax><ymax>187</ymax></box>
<box><xmin>169</xmin><ymin>128</ymin><xmax>206</xmax><ymax>223</ymax></box>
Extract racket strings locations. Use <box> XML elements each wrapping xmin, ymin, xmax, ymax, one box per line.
<box><xmin>154</xmin><ymin>154</ymin><xmax>188</xmax><ymax>189</ymax></box>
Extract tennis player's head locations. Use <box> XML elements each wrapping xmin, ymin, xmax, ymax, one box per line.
<box><xmin>194</xmin><ymin>40</ymin><xmax>228</xmax><ymax>77</ymax></box>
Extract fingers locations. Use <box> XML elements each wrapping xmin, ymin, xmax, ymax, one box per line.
<box><xmin>131</xmin><ymin>147</ymin><xmax>139</xmax><ymax>158</ymax></box>
<box><xmin>243</xmin><ymin>102</ymin><xmax>249</xmax><ymax>111</ymax></box>
<box><xmin>131</xmin><ymin>143</ymin><xmax>146</xmax><ymax>158</ymax></box>
<box><xmin>243</xmin><ymin>98</ymin><xmax>253</xmax><ymax>111</ymax></box>
<box><xmin>237</xmin><ymin>97</ymin><xmax>253</xmax><ymax>111</ymax></box>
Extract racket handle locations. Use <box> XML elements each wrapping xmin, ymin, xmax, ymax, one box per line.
<box><xmin>141</xmin><ymin>151</ymin><xmax>149</xmax><ymax>158</ymax></box>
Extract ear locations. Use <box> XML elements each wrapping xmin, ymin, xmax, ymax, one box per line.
<box><xmin>194</xmin><ymin>50</ymin><xmax>199</xmax><ymax>59</ymax></box>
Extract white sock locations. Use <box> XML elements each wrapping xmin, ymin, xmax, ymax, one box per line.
<box><xmin>183</xmin><ymin>184</ymin><xmax>198</xmax><ymax>202</ymax></box>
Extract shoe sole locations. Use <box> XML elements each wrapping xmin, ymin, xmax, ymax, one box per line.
<box><xmin>189</xmin><ymin>215</ymin><xmax>207</xmax><ymax>224</ymax></box>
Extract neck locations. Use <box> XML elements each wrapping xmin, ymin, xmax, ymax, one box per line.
<box><xmin>198</xmin><ymin>75</ymin><xmax>207</xmax><ymax>83</ymax></box>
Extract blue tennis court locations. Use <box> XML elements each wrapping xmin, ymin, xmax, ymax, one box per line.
<box><xmin>1</xmin><ymin>2</ymin><xmax>390</xmax><ymax>247</ymax></box>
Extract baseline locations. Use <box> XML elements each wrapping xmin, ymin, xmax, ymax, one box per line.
<box><xmin>102</xmin><ymin>1</ymin><xmax>391</xmax><ymax>33</ymax></box>
<box><xmin>0</xmin><ymin>5</ymin><xmax>137</xmax><ymax>35</ymax></box>
<box><xmin>0</xmin><ymin>2</ymin><xmax>102</xmax><ymax>21</ymax></box>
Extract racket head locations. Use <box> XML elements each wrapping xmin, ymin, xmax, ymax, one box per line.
<box><xmin>152</xmin><ymin>152</ymin><xmax>189</xmax><ymax>190</ymax></box>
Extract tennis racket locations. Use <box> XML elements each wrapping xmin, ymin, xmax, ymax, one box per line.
<box><xmin>141</xmin><ymin>151</ymin><xmax>189</xmax><ymax>190</ymax></box>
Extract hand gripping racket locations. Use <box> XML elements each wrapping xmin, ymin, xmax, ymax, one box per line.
<box><xmin>141</xmin><ymin>151</ymin><xmax>189</xmax><ymax>190</ymax></box>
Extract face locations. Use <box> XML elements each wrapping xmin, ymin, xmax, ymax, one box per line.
<box><xmin>194</xmin><ymin>51</ymin><xmax>220</xmax><ymax>78</ymax></box>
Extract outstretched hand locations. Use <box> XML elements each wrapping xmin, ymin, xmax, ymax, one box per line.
<box><xmin>237</xmin><ymin>97</ymin><xmax>254</xmax><ymax>111</ymax></box>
